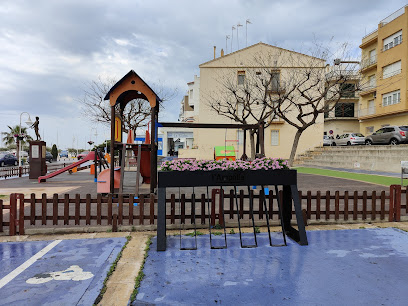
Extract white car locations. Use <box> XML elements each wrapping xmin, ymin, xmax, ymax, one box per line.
<box><xmin>332</xmin><ymin>133</ymin><xmax>365</xmax><ymax>146</ymax></box>
<box><xmin>323</xmin><ymin>135</ymin><xmax>334</xmax><ymax>146</ymax></box>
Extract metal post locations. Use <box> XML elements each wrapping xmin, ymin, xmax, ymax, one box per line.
<box><xmin>157</xmin><ymin>187</ymin><xmax>166</xmax><ymax>251</ymax></box>
<box><xmin>110</xmin><ymin>105</ymin><xmax>115</xmax><ymax>194</ymax></box>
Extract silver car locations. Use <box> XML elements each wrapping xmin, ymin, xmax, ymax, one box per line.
<box><xmin>332</xmin><ymin>133</ymin><xmax>365</xmax><ymax>146</ymax></box>
<box><xmin>365</xmin><ymin>126</ymin><xmax>408</xmax><ymax>145</ymax></box>
<box><xmin>323</xmin><ymin>135</ymin><xmax>334</xmax><ymax>146</ymax></box>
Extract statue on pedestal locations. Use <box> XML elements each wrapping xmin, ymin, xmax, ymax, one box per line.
<box><xmin>31</xmin><ymin>116</ymin><xmax>41</xmax><ymax>141</ymax></box>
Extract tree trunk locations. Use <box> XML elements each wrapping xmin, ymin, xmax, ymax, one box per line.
<box><xmin>16</xmin><ymin>138</ymin><xmax>20</xmax><ymax>163</ymax></box>
<box><xmin>288</xmin><ymin>129</ymin><xmax>303</xmax><ymax>167</ymax></box>
<box><xmin>249</xmin><ymin>129</ymin><xmax>256</xmax><ymax>160</ymax></box>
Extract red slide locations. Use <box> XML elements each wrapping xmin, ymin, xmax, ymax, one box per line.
<box><xmin>38</xmin><ymin>151</ymin><xmax>96</xmax><ymax>183</ymax></box>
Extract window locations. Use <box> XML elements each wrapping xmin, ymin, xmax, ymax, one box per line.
<box><xmin>270</xmin><ymin>71</ymin><xmax>280</xmax><ymax>91</ymax></box>
<box><xmin>382</xmin><ymin>90</ymin><xmax>400</xmax><ymax>106</ymax></box>
<box><xmin>382</xmin><ymin>61</ymin><xmax>401</xmax><ymax>79</ymax></box>
<box><xmin>189</xmin><ymin>89</ymin><xmax>193</xmax><ymax>100</ymax></box>
<box><xmin>369</xmin><ymin>49</ymin><xmax>376</xmax><ymax>64</ymax></box>
<box><xmin>368</xmin><ymin>75</ymin><xmax>376</xmax><ymax>88</ymax></box>
<box><xmin>237</xmin><ymin>130</ymin><xmax>244</xmax><ymax>145</ymax></box>
<box><xmin>271</xmin><ymin>130</ymin><xmax>279</xmax><ymax>146</ymax></box>
<box><xmin>383</xmin><ymin>30</ymin><xmax>402</xmax><ymax>51</ymax></box>
<box><xmin>335</xmin><ymin>103</ymin><xmax>355</xmax><ymax>117</ymax></box>
<box><xmin>368</xmin><ymin>99</ymin><xmax>375</xmax><ymax>115</ymax></box>
<box><xmin>340</xmin><ymin>83</ymin><xmax>355</xmax><ymax>98</ymax></box>
<box><xmin>237</xmin><ymin>71</ymin><xmax>245</xmax><ymax>85</ymax></box>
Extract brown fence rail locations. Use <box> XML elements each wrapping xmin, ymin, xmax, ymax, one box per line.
<box><xmin>0</xmin><ymin>163</ymin><xmax>70</xmax><ymax>179</ymax></box>
<box><xmin>1</xmin><ymin>185</ymin><xmax>406</xmax><ymax>235</ymax></box>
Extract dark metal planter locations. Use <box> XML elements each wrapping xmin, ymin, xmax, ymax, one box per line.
<box><xmin>157</xmin><ymin>169</ymin><xmax>308</xmax><ymax>251</ymax></box>
<box><xmin>158</xmin><ymin>169</ymin><xmax>297</xmax><ymax>188</ymax></box>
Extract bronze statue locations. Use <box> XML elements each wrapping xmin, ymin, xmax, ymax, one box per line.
<box><xmin>31</xmin><ymin>116</ymin><xmax>41</xmax><ymax>140</ymax></box>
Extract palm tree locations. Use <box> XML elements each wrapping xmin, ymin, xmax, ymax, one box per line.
<box><xmin>1</xmin><ymin>125</ymin><xmax>33</xmax><ymax>162</ymax></box>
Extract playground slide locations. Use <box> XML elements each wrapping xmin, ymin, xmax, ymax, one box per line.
<box><xmin>38</xmin><ymin>151</ymin><xmax>96</xmax><ymax>183</ymax></box>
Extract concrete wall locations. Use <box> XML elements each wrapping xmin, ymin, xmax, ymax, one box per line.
<box><xmin>299</xmin><ymin>145</ymin><xmax>408</xmax><ymax>173</ymax></box>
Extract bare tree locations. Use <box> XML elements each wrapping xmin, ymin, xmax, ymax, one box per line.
<box><xmin>78</xmin><ymin>76</ymin><xmax>178</xmax><ymax>133</ymax></box>
<box><xmin>207</xmin><ymin>66</ymin><xmax>275</xmax><ymax>159</ymax></box>
<box><xmin>205</xmin><ymin>43</ymin><xmax>362</xmax><ymax>165</ymax></box>
<box><xmin>262</xmin><ymin>46</ymin><xmax>361</xmax><ymax>166</ymax></box>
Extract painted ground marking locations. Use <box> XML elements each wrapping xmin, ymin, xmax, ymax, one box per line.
<box><xmin>0</xmin><ymin>240</ymin><xmax>62</xmax><ymax>289</ymax></box>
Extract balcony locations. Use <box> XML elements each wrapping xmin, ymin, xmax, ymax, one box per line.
<box><xmin>325</xmin><ymin>70</ymin><xmax>360</xmax><ymax>82</ymax></box>
<box><xmin>358</xmin><ymin>106</ymin><xmax>376</xmax><ymax>118</ymax></box>
<box><xmin>360</xmin><ymin>56</ymin><xmax>377</xmax><ymax>72</ymax></box>
<box><xmin>359</xmin><ymin>85</ymin><xmax>376</xmax><ymax>96</ymax></box>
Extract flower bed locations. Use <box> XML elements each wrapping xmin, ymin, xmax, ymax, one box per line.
<box><xmin>159</xmin><ymin>157</ymin><xmax>289</xmax><ymax>172</ymax></box>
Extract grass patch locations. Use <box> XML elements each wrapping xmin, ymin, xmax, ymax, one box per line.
<box><xmin>130</xmin><ymin>236</ymin><xmax>153</xmax><ymax>303</ymax></box>
<box><xmin>0</xmin><ymin>195</ymin><xmax>8</xmax><ymax>199</ymax></box>
<box><xmin>185</xmin><ymin>231</ymin><xmax>205</xmax><ymax>236</ymax></box>
<box><xmin>229</xmin><ymin>229</ymin><xmax>236</xmax><ymax>234</ymax></box>
<box><xmin>212</xmin><ymin>231</ymin><xmax>223</xmax><ymax>236</ymax></box>
<box><xmin>214</xmin><ymin>223</ymin><xmax>223</xmax><ymax>230</ymax></box>
<box><xmin>93</xmin><ymin>236</ymin><xmax>132</xmax><ymax>305</ymax></box>
<box><xmin>296</xmin><ymin>167</ymin><xmax>401</xmax><ymax>186</ymax></box>
<box><xmin>254</xmin><ymin>227</ymin><xmax>261</xmax><ymax>233</ymax></box>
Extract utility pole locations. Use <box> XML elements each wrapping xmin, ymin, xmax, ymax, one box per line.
<box><xmin>246</xmin><ymin>19</ymin><xmax>252</xmax><ymax>47</ymax></box>
<box><xmin>231</xmin><ymin>26</ymin><xmax>235</xmax><ymax>52</ymax></box>
<box><xmin>237</xmin><ymin>23</ymin><xmax>243</xmax><ymax>50</ymax></box>
<box><xmin>226</xmin><ymin>35</ymin><xmax>230</xmax><ymax>54</ymax></box>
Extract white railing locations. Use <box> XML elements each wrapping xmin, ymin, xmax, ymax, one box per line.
<box><xmin>362</xmin><ymin>29</ymin><xmax>378</xmax><ymax>40</ymax></box>
<box><xmin>360</xmin><ymin>55</ymin><xmax>377</xmax><ymax>69</ymax></box>
<box><xmin>380</xmin><ymin>5</ymin><xmax>407</xmax><ymax>26</ymax></box>
<box><xmin>358</xmin><ymin>107</ymin><xmax>376</xmax><ymax>117</ymax></box>
<box><xmin>325</xmin><ymin>70</ymin><xmax>360</xmax><ymax>81</ymax></box>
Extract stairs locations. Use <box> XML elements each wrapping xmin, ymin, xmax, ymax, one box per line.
<box><xmin>294</xmin><ymin>145</ymin><xmax>408</xmax><ymax>173</ymax></box>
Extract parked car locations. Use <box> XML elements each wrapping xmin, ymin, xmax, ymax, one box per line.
<box><xmin>323</xmin><ymin>135</ymin><xmax>334</xmax><ymax>146</ymax></box>
<box><xmin>59</xmin><ymin>150</ymin><xmax>68</xmax><ymax>158</ymax></box>
<box><xmin>45</xmin><ymin>152</ymin><xmax>53</xmax><ymax>163</ymax></box>
<box><xmin>331</xmin><ymin>133</ymin><xmax>365</xmax><ymax>146</ymax></box>
<box><xmin>0</xmin><ymin>153</ymin><xmax>18</xmax><ymax>167</ymax></box>
<box><xmin>77</xmin><ymin>151</ymin><xmax>90</xmax><ymax>160</ymax></box>
<box><xmin>365</xmin><ymin>126</ymin><xmax>408</xmax><ymax>145</ymax></box>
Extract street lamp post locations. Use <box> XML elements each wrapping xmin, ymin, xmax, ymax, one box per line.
<box><xmin>19</xmin><ymin>112</ymin><xmax>33</xmax><ymax>167</ymax></box>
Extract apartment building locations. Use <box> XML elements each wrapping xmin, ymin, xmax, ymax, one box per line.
<box><xmin>359</xmin><ymin>5</ymin><xmax>408</xmax><ymax>135</ymax></box>
<box><xmin>324</xmin><ymin>64</ymin><xmax>360</xmax><ymax>137</ymax></box>
<box><xmin>176</xmin><ymin>42</ymin><xmax>326</xmax><ymax>160</ymax></box>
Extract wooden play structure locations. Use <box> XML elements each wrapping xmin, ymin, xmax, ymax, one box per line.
<box><xmin>103</xmin><ymin>70</ymin><xmax>161</xmax><ymax>194</ymax></box>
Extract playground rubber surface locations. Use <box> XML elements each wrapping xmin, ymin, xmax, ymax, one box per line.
<box><xmin>134</xmin><ymin>228</ymin><xmax>408</xmax><ymax>305</ymax></box>
<box><xmin>0</xmin><ymin>237</ymin><xmax>126</xmax><ymax>305</ymax></box>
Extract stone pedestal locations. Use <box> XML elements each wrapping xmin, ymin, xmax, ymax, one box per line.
<box><xmin>29</xmin><ymin>141</ymin><xmax>47</xmax><ymax>179</ymax></box>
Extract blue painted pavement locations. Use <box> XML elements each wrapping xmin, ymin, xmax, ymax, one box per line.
<box><xmin>135</xmin><ymin>228</ymin><xmax>408</xmax><ymax>305</ymax></box>
<box><xmin>0</xmin><ymin>237</ymin><xmax>126</xmax><ymax>305</ymax></box>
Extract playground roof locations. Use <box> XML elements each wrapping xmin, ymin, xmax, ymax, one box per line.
<box><xmin>104</xmin><ymin>70</ymin><xmax>162</xmax><ymax>108</ymax></box>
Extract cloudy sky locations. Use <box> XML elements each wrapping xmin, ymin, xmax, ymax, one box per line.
<box><xmin>1</xmin><ymin>0</ymin><xmax>407</xmax><ymax>149</ymax></box>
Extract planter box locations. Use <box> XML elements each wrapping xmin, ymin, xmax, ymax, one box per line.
<box><xmin>158</xmin><ymin>169</ymin><xmax>297</xmax><ymax>188</ymax></box>
<box><xmin>157</xmin><ymin>169</ymin><xmax>308</xmax><ymax>251</ymax></box>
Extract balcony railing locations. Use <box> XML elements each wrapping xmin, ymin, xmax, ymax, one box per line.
<box><xmin>358</xmin><ymin>106</ymin><xmax>376</xmax><ymax>117</ymax></box>
<box><xmin>380</xmin><ymin>5</ymin><xmax>407</xmax><ymax>26</ymax></box>
<box><xmin>325</xmin><ymin>70</ymin><xmax>360</xmax><ymax>81</ymax></box>
<box><xmin>360</xmin><ymin>55</ymin><xmax>377</xmax><ymax>70</ymax></box>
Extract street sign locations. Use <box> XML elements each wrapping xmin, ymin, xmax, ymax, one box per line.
<box><xmin>329</xmin><ymin>130</ymin><xmax>333</xmax><ymax>135</ymax></box>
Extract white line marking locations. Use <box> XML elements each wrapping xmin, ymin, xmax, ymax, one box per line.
<box><xmin>0</xmin><ymin>240</ymin><xmax>62</xmax><ymax>289</ymax></box>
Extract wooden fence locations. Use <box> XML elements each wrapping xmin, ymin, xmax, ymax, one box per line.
<box><xmin>0</xmin><ymin>163</ymin><xmax>69</xmax><ymax>179</ymax></box>
<box><xmin>1</xmin><ymin>185</ymin><xmax>406</xmax><ymax>235</ymax></box>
